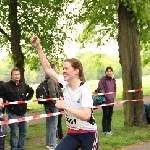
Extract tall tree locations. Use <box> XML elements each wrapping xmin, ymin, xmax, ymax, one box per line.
<box><xmin>0</xmin><ymin>0</ymin><xmax>68</xmax><ymax>81</ymax></box>
<box><xmin>77</xmin><ymin>0</ymin><xmax>150</xmax><ymax>127</ymax></box>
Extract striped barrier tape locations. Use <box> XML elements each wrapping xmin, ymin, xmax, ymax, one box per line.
<box><xmin>0</xmin><ymin>88</ymin><xmax>142</xmax><ymax>106</ymax></box>
<box><xmin>1</xmin><ymin>98</ymin><xmax>60</xmax><ymax>106</ymax></box>
<box><xmin>96</xmin><ymin>88</ymin><xmax>142</xmax><ymax>96</ymax></box>
<box><xmin>123</xmin><ymin>88</ymin><xmax>142</xmax><ymax>93</ymax></box>
<box><xmin>0</xmin><ymin>111</ymin><xmax>65</xmax><ymax>125</ymax></box>
<box><xmin>0</xmin><ymin>99</ymin><xmax>143</xmax><ymax>125</ymax></box>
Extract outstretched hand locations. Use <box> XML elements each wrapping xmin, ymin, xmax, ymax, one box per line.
<box><xmin>30</xmin><ymin>35</ymin><xmax>41</xmax><ymax>49</ymax></box>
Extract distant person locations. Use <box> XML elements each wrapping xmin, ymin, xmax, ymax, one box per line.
<box><xmin>0</xmin><ymin>67</ymin><xmax>34</xmax><ymax>150</ymax></box>
<box><xmin>97</xmin><ymin>66</ymin><xmax>116</xmax><ymax>136</ymax></box>
<box><xmin>0</xmin><ymin>98</ymin><xmax>7</xmax><ymax>150</ymax></box>
<box><xmin>56</xmin><ymin>83</ymin><xmax>64</xmax><ymax>140</ymax></box>
<box><xmin>31</xmin><ymin>35</ymin><xmax>99</xmax><ymax>150</ymax></box>
<box><xmin>44</xmin><ymin>64</ymin><xmax>59</xmax><ymax>150</ymax></box>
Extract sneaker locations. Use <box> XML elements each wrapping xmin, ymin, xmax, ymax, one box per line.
<box><xmin>49</xmin><ymin>147</ymin><xmax>55</xmax><ymax>150</ymax></box>
<box><xmin>46</xmin><ymin>146</ymin><xmax>50</xmax><ymax>149</ymax></box>
<box><xmin>103</xmin><ymin>132</ymin><xmax>108</xmax><ymax>135</ymax></box>
<box><xmin>109</xmin><ymin>131</ymin><xmax>113</xmax><ymax>135</ymax></box>
<box><xmin>104</xmin><ymin>132</ymin><xmax>113</xmax><ymax>136</ymax></box>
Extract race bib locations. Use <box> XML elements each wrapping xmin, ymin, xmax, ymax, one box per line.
<box><xmin>65</xmin><ymin>113</ymin><xmax>80</xmax><ymax>129</ymax></box>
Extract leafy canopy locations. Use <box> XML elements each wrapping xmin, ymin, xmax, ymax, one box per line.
<box><xmin>0</xmin><ymin>0</ymin><xmax>75</xmax><ymax>69</ymax></box>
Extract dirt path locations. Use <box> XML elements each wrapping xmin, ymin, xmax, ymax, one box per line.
<box><xmin>27</xmin><ymin>96</ymin><xmax>150</xmax><ymax>125</ymax></box>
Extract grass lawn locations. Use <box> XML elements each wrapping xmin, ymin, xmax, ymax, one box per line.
<box><xmin>4</xmin><ymin>110</ymin><xmax>150</xmax><ymax>150</ymax></box>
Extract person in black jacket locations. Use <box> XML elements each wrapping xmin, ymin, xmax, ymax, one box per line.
<box><xmin>0</xmin><ymin>67</ymin><xmax>34</xmax><ymax>150</ymax></box>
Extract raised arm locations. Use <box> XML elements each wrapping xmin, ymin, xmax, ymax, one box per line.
<box><xmin>30</xmin><ymin>36</ymin><xmax>59</xmax><ymax>82</ymax></box>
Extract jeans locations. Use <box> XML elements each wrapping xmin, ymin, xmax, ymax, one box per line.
<box><xmin>55</xmin><ymin>131</ymin><xmax>99</xmax><ymax>150</ymax></box>
<box><xmin>45</xmin><ymin>107</ymin><xmax>58</xmax><ymax>147</ymax></box>
<box><xmin>0</xmin><ymin>136</ymin><xmax>5</xmax><ymax>150</ymax></box>
<box><xmin>57</xmin><ymin>114</ymin><xmax>64</xmax><ymax>139</ymax></box>
<box><xmin>102</xmin><ymin>106</ymin><xmax>114</xmax><ymax>132</ymax></box>
<box><xmin>8</xmin><ymin>113</ymin><xmax>27</xmax><ymax>150</ymax></box>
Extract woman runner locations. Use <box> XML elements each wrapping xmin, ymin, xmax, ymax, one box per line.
<box><xmin>31</xmin><ymin>35</ymin><xmax>99</xmax><ymax>150</ymax></box>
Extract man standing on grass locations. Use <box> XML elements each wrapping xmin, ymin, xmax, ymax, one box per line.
<box><xmin>97</xmin><ymin>66</ymin><xmax>116</xmax><ymax>136</ymax></box>
<box><xmin>44</xmin><ymin>64</ymin><xmax>59</xmax><ymax>150</ymax></box>
<box><xmin>0</xmin><ymin>67</ymin><xmax>34</xmax><ymax>150</ymax></box>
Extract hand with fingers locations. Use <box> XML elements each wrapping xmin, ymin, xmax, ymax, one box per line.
<box><xmin>55</xmin><ymin>97</ymin><xmax>65</xmax><ymax>109</ymax></box>
<box><xmin>30</xmin><ymin>35</ymin><xmax>41</xmax><ymax>49</ymax></box>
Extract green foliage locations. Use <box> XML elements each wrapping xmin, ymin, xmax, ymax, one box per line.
<box><xmin>76</xmin><ymin>0</ymin><xmax>150</xmax><ymax>63</ymax></box>
<box><xmin>76</xmin><ymin>51</ymin><xmax>122</xmax><ymax>80</ymax></box>
<box><xmin>0</xmin><ymin>0</ymin><xmax>74</xmax><ymax>70</ymax></box>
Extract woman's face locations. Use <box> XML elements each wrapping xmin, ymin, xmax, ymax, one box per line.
<box><xmin>63</xmin><ymin>61</ymin><xmax>79</xmax><ymax>81</ymax></box>
<box><xmin>105</xmin><ymin>69</ymin><xmax>113</xmax><ymax>77</ymax></box>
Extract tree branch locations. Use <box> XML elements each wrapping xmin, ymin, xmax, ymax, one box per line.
<box><xmin>0</xmin><ymin>27</ymin><xmax>11</xmax><ymax>42</ymax></box>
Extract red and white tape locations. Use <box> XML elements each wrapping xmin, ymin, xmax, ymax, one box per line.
<box><xmin>0</xmin><ymin>88</ymin><xmax>142</xmax><ymax>106</ymax></box>
<box><xmin>93</xmin><ymin>99</ymin><xmax>143</xmax><ymax>109</ymax></box>
<box><xmin>0</xmin><ymin>111</ymin><xmax>65</xmax><ymax>125</ymax></box>
<box><xmin>97</xmin><ymin>88</ymin><xmax>142</xmax><ymax>96</ymax></box>
<box><xmin>0</xmin><ymin>99</ymin><xmax>143</xmax><ymax>125</ymax></box>
<box><xmin>1</xmin><ymin>98</ymin><xmax>60</xmax><ymax>106</ymax></box>
<box><xmin>123</xmin><ymin>88</ymin><xmax>142</xmax><ymax>93</ymax></box>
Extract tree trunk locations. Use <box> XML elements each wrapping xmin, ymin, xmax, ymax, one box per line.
<box><xmin>118</xmin><ymin>2</ymin><xmax>147</xmax><ymax>127</ymax></box>
<box><xmin>9</xmin><ymin>0</ymin><xmax>25</xmax><ymax>81</ymax></box>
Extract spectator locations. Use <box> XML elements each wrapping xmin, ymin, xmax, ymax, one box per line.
<box><xmin>56</xmin><ymin>83</ymin><xmax>64</xmax><ymax>140</ymax></box>
<box><xmin>0</xmin><ymin>98</ymin><xmax>7</xmax><ymax>150</ymax></box>
<box><xmin>0</xmin><ymin>67</ymin><xmax>34</xmax><ymax>150</ymax></box>
<box><xmin>44</xmin><ymin>64</ymin><xmax>59</xmax><ymax>150</ymax></box>
<box><xmin>97</xmin><ymin>66</ymin><xmax>116</xmax><ymax>136</ymax></box>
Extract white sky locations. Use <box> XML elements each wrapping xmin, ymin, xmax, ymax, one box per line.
<box><xmin>64</xmin><ymin>40</ymin><xmax>119</xmax><ymax>58</ymax></box>
<box><xmin>0</xmin><ymin>40</ymin><xmax>119</xmax><ymax>61</ymax></box>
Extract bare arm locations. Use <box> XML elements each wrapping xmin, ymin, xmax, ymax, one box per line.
<box><xmin>55</xmin><ymin>99</ymin><xmax>91</xmax><ymax>121</ymax></box>
<box><xmin>30</xmin><ymin>36</ymin><xmax>58</xmax><ymax>82</ymax></box>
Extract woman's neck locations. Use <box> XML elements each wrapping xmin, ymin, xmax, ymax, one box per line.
<box><xmin>68</xmin><ymin>78</ymin><xmax>81</xmax><ymax>91</ymax></box>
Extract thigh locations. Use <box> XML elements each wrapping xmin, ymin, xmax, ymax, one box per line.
<box><xmin>0</xmin><ymin>137</ymin><xmax>5</xmax><ymax>148</ymax></box>
<box><xmin>8</xmin><ymin>113</ymin><xmax>19</xmax><ymax>133</ymax></box>
<box><xmin>18</xmin><ymin>121</ymin><xmax>27</xmax><ymax>133</ymax></box>
<box><xmin>108</xmin><ymin>106</ymin><xmax>114</xmax><ymax>117</ymax></box>
<box><xmin>80</xmin><ymin>131</ymin><xmax>99</xmax><ymax>150</ymax></box>
<box><xmin>102</xmin><ymin>106</ymin><xmax>109</xmax><ymax>116</ymax></box>
<box><xmin>55</xmin><ymin>133</ymin><xmax>80</xmax><ymax>150</ymax></box>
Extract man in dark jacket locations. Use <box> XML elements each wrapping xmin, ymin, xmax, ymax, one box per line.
<box><xmin>0</xmin><ymin>67</ymin><xmax>34</xmax><ymax>150</ymax></box>
<box><xmin>97</xmin><ymin>66</ymin><xmax>116</xmax><ymax>136</ymax></box>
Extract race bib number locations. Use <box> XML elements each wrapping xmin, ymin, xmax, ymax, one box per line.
<box><xmin>65</xmin><ymin>113</ymin><xmax>80</xmax><ymax>129</ymax></box>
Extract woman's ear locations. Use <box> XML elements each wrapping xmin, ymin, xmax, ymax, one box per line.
<box><xmin>75</xmin><ymin>69</ymin><xmax>79</xmax><ymax>75</ymax></box>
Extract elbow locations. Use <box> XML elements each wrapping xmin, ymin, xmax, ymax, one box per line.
<box><xmin>82</xmin><ymin>114</ymin><xmax>91</xmax><ymax>121</ymax></box>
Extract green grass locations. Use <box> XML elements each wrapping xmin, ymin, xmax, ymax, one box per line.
<box><xmin>27</xmin><ymin>76</ymin><xmax>150</xmax><ymax>113</ymax></box>
<box><xmin>4</xmin><ymin>110</ymin><xmax>150</xmax><ymax>150</ymax></box>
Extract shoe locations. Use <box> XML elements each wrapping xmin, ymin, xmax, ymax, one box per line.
<box><xmin>104</xmin><ymin>132</ymin><xmax>113</xmax><ymax>136</ymax></box>
<box><xmin>109</xmin><ymin>131</ymin><xmax>113</xmax><ymax>135</ymax></box>
<box><xmin>46</xmin><ymin>146</ymin><xmax>50</xmax><ymax>149</ymax></box>
<box><xmin>49</xmin><ymin>147</ymin><xmax>55</xmax><ymax>150</ymax></box>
